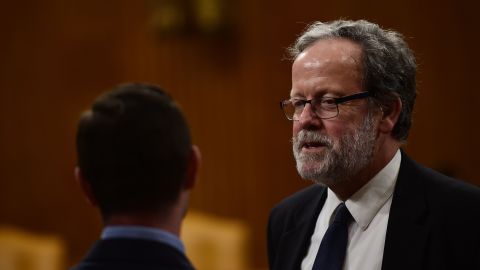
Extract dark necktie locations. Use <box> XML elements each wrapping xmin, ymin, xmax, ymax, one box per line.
<box><xmin>312</xmin><ymin>203</ymin><xmax>352</xmax><ymax>270</ymax></box>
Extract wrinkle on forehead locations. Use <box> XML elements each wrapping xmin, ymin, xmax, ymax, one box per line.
<box><xmin>294</xmin><ymin>38</ymin><xmax>362</xmax><ymax>69</ymax></box>
<box><xmin>303</xmin><ymin>59</ymin><xmax>321</xmax><ymax>68</ymax></box>
<box><xmin>341</xmin><ymin>54</ymin><xmax>360</xmax><ymax>66</ymax></box>
<box><xmin>298</xmin><ymin>48</ymin><xmax>361</xmax><ymax>71</ymax></box>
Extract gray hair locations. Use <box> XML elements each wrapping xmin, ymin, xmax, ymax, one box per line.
<box><xmin>289</xmin><ymin>20</ymin><xmax>417</xmax><ymax>142</ymax></box>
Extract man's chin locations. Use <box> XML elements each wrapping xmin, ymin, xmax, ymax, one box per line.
<box><xmin>298</xmin><ymin>170</ymin><xmax>330</xmax><ymax>186</ymax></box>
<box><xmin>296</xmin><ymin>159</ymin><xmax>324</xmax><ymax>172</ymax></box>
<box><xmin>297</xmin><ymin>164</ymin><xmax>323</xmax><ymax>178</ymax></box>
<box><xmin>296</xmin><ymin>161</ymin><xmax>340</xmax><ymax>186</ymax></box>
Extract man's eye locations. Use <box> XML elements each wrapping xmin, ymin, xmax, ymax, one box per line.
<box><xmin>292</xmin><ymin>100</ymin><xmax>305</xmax><ymax>108</ymax></box>
<box><xmin>321</xmin><ymin>98</ymin><xmax>336</xmax><ymax>105</ymax></box>
<box><xmin>318</xmin><ymin>98</ymin><xmax>338</xmax><ymax>110</ymax></box>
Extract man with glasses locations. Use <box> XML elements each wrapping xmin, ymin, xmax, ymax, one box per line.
<box><xmin>267</xmin><ymin>20</ymin><xmax>480</xmax><ymax>270</ymax></box>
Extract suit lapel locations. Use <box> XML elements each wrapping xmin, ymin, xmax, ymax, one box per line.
<box><xmin>275</xmin><ymin>186</ymin><xmax>327</xmax><ymax>270</ymax></box>
<box><xmin>382</xmin><ymin>154</ymin><xmax>430</xmax><ymax>270</ymax></box>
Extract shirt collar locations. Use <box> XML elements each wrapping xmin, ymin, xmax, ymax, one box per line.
<box><xmin>101</xmin><ymin>225</ymin><xmax>185</xmax><ymax>253</ymax></box>
<box><xmin>327</xmin><ymin>149</ymin><xmax>401</xmax><ymax>230</ymax></box>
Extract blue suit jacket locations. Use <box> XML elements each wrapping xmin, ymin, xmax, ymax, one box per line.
<box><xmin>267</xmin><ymin>153</ymin><xmax>480</xmax><ymax>270</ymax></box>
<box><xmin>71</xmin><ymin>238</ymin><xmax>195</xmax><ymax>270</ymax></box>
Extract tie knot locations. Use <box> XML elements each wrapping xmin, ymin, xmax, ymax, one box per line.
<box><xmin>332</xmin><ymin>203</ymin><xmax>352</xmax><ymax>225</ymax></box>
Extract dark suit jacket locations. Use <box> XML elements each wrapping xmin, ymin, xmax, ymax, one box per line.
<box><xmin>71</xmin><ymin>238</ymin><xmax>195</xmax><ymax>270</ymax></box>
<box><xmin>267</xmin><ymin>153</ymin><xmax>480</xmax><ymax>270</ymax></box>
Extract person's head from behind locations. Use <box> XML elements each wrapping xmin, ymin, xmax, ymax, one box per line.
<box><xmin>75</xmin><ymin>83</ymin><xmax>200</xmax><ymax>226</ymax></box>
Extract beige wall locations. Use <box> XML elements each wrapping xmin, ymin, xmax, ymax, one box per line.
<box><xmin>0</xmin><ymin>0</ymin><xmax>479</xmax><ymax>268</ymax></box>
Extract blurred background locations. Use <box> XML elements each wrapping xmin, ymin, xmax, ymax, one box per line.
<box><xmin>0</xmin><ymin>0</ymin><xmax>479</xmax><ymax>269</ymax></box>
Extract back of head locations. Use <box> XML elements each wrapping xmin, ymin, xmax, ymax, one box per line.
<box><xmin>289</xmin><ymin>20</ymin><xmax>417</xmax><ymax>142</ymax></box>
<box><xmin>76</xmin><ymin>83</ymin><xmax>191</xmax><ymax>219</ymax></box>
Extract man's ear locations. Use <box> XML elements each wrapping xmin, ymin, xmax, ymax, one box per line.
<box><xmin>74</xmin><ymin>166</ymin><xmax>98</xmax><ymax>207</ymax></box>
<box><xmin>183</xmin><ymin>145</ymin><xmax>201</xmax><ymax>190</ymax></box>
<box><xmin>378</xmin><ymin>96</ymin><xmax>402</xmax><ymax>134</ymax></box>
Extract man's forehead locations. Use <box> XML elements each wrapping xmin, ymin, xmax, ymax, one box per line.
<box><xmin>290</xmin><ymin>38</ymin><xmax>364</xmax><ymax>98</ymax></box>
<box><xmin>294</xmin><ymin>38</ymin><xmax>363</xmax><ymax>69</ymax></box>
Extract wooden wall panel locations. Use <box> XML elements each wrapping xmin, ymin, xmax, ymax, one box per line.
<box><xmin>0</xmin><ymin>0</ymin><xmax>478</xmax><ymax>268</ymax></box>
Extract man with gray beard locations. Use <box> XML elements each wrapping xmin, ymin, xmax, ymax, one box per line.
<box><xmin>292</xmin><ymin>110</ymin><xmax>377</xmax><ymax>186</ymax></box>
<box><xmin>267</xmin><ymin>20</ymin><xmax>480</xmax><ymax>270</ymax></box>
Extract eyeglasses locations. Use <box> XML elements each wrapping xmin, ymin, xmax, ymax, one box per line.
<box><xmin>280</xmin><ymin>91</ymin><xmax>370</xmax><ymax>121</ymax></box>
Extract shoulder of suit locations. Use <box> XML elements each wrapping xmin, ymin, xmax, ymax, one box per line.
<box><xmin>402</xmin><ymin>155</ymin><xmax>480</xmax><ymax>209</ymax></box>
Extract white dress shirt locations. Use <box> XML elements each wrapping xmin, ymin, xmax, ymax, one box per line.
<box><xmin>301</xmin><ymin>150</ymin><xmax>401</xmax><ymax>270</ymax></box>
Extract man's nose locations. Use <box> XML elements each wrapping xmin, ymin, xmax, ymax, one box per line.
<box><xmin>297</xmin><ymin>103</ymin><xmax>321</xmax><ymax>128</ymax></box>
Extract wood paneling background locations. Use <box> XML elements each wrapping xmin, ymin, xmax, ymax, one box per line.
<box><xmin>0</xmin><ymin>0</ymin><xmax>479</xmax><ymax>268</ymax></box>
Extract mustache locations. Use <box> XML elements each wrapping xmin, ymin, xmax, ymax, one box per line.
<box><xmin>292</xmin><ymin>130</ymin><xmax>334</xmax><ymax>150</ymax></box>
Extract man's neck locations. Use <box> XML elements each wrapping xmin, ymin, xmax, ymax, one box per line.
<box><xmin>103</xmin><ymin>191</ymin><xmax>191</xmax><ymax>236</ymax></box>
<box><xmin>103</xmin><ymin>208</ymin><xmax>182</xmax><ymax>236</ymax></box>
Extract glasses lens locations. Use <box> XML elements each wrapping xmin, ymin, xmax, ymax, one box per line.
<box><xmin>315</xmin><ymin>99</ymin><xmax>338</xmax><ymax>119</ymax></box>
<box><xmin>282</xmin><ymin>100</ymin><xmax>296</xmax><ymax>120</ymax></box>
<box><xmin>281</xmin><ymin>98</ymin><xmax>341</xmax><ymax>120</ymax></box>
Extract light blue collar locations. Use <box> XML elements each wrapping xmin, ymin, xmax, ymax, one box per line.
<box><xmin>101</xmin><ymin>225</ymin><xmax>184</xmax><ymax>253</ymax></box>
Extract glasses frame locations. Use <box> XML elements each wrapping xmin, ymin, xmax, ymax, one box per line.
<box><xmin>280</xmin><ymin>91</ymin><xmax>371</xmax><ymax>121</ymax></box>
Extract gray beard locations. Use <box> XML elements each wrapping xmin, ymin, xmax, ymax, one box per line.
<box><xmin>292</xmin><ymin>114</ymin><xmax>377</xmax><ymax>186</ymax></box>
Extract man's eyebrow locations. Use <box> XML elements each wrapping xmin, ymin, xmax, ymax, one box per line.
<box><xmin>290</xmin><ymin>89</ymin><xmax>338</xmax><ymax>99</ymax></box>
<box><xmin>289</xmin><ymin>89</ymin><xmax>298</xmax><ymax>97</ymax></box>
<box><xmin>290</xmin><ymin>93</ymin><xmax>305</xmax><ymax>99</ymax></box>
